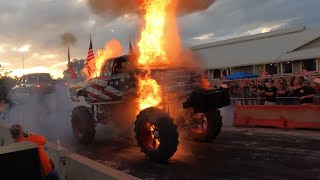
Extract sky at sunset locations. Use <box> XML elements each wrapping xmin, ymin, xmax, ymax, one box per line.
<box><xmin>0</xmin><ymin>0</ymin><xmax>319</xmax><ymax>78</ymax></box>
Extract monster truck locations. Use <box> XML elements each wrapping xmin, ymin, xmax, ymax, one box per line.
<box><xmin>69</xmin><ymin>55</ymin><xmax>230</xmax><ymax>161</ymax></box>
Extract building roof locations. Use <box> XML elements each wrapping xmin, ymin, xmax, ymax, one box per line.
<box><xmin>191</xmin><ymin>26</ymin><xmax>320</xmax><ymax>69</ymax></box>
<box><xmin>278</xmin><ymin>46</ymin><xmax>320</xmax><ymax>62</ymax></box>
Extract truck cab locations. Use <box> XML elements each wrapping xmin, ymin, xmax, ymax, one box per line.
<box><xmin>70</xmin><ymin>55</ymin><xmax>136</xmax><ymax>103</ymax></box>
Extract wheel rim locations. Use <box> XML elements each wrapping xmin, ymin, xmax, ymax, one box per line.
<box><xmin>73</xmin><ymin>117</ymin><xmax>84</xmax><ymax>137</ymax></box>
<box><xmin>140</xmin><ymin>122</ymin><xmax>160</xmax><ymax>151</ymax></box>
<box><xmin>190</xmin><ymin>113</ymin><xmax>208</xmax><ymax>134</ymax></box>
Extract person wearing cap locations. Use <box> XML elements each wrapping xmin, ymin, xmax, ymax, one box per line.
<box><xmin>296</xmin><ymin>80</ymin><xmax>316</xmax><ymax>105</ymax></box>
<box><xmin>10</xmin><ymin>124</ymin><xmax>60</xmax><ymax>180</ymax></box>
<box><xmin>263</xmin><ymin>79</ymin><xmax>278</xmax><ymax>105</ymax></box>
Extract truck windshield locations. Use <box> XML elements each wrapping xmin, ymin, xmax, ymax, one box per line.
<box><xmin>27</xmin><ymin>76</ymin><xmax>38</xmax><ymax>83</ymax></box>
<box><xmin>102</xmin><ymin>61</ymin><xmax>113</xmax><ymax>77</ymax></box>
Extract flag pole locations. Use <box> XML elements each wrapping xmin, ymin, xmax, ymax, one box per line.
<box><xmin>68</xmin><ymin>46</ymin><xmax>70</xmax><ymax>64</ymax></box>
<box><xmin>67</xmin><ymin>46</ymin><xmax>77</xmax><ymax>79</ymax></box>
<box><xmin>22</xmin><ymin>54</ymin><xmax>25</xmax><ymax>76</ymax></box>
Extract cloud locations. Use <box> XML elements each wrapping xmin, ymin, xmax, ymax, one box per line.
<box><xmin>0</xmin><ymin>0</ymin><xmax>319</xmax><ymax>78</ymax></box>
<box><xmin>0</xmin><ymin>61</ymin><xmax>12</xmax><ymax>67</ymax></box>
<box><xmin>0</xmin><ymin>45</ymin><xmax>5</xmax><ymax>53</ymax></box>
<box><xmin>179</xmin><ymin>0</ymin><xmax>320</xmax><ymax>45</ymax></box>
<box><xmin>31</xmin><ymin>53</ymin><xmax>58</xmax><ymax>60</ymax></box>
<box><xmin>12</xmin><ymin>44</ymin><xmax>32</xmax><ymax>52</ymax></box>
<box><xmin>193</xmin><ymin>33</ymin><xmax>215</xmax><ymax>40</ymax></box>
<box><xmin>50</xmin><ymin>62</ymin><xmax>68</xmax><ymax>68</ymax></box>
<box><xmin>11</xmin><ymin>66</ymin><xmax>64</xmax><ymax>78</ymax></box>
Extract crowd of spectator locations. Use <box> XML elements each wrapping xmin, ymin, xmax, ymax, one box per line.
<box><xmin>220</xmin><ymin>75</ymin><xmax>320</xmax><ymax>105</ymax></box>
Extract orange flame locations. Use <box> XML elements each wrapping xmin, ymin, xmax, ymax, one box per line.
<box><xmin>201</xmin><ymin>75</ymin><xmax>211</xmax><ymax>89</ymax></box>
<box><xmin>84</xmin><ymin>39</ymin><xmax>123</xmax><ymax>78</ymax></box>
<box><xmin>137</xmin><ymin>0</ymin><xmax>171</xmax><ymax>69</ymax></box>
<box><xmin>137</xmin><ymin>77</ymin><xmax>162</xmax><ymax>110</ymax></box>
<box><xmin>136</xmin><ymin>0</ymin><xmax>175</xmax><ymax>111</ymax></box>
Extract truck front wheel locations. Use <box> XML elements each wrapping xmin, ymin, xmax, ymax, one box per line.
<box><xmin>71</xmin><ymin>106</ymin><xmax>96</xmax><ymax>144</ymax></box>
<box><xmin>134</xmin><ymin>107</ymin><xmax>179</xmax><ymax>162</ymax></box>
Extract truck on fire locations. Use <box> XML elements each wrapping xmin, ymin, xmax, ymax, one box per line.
<box><xmin>69</xmin><ymin>54</ymin><xmax>230</xmax><ymax>161</ymax></box>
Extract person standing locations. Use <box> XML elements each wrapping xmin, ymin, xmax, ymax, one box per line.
<box><xmin>297</xmin><ymin>80</ymin><xmax>316</xmax><ymax>105</ymax></box>
<box><xmin>277</xmin><ymin>83</ymin><xmax>288</xmax><ymax>105</ymax></box>
<box><xmin>263</xmin><ymin>79</ymin><xmax>278</xmax><ymax>105</ymax></box>
<box><xmin>313</xmin><ymin>78</ymin><xmax>320</xmax><ymax>104</ymax></box>
<box><xmin>10</xmin><ymin>124</ymin><xmax>60</xmax><ymax>180</ymax></box>
<box><xmin>257</xmin><ymin>80</ymin><xmax>266</xmax><ymax>105</ymax></box>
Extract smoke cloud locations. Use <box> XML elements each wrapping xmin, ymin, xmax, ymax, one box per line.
<box><xmin>87</xmin><ymin>0</ymin><xmax>215</xmax><ymax>18</ymax></box>
<box><xmin>177</xmin><ymin>0</ymin><xmax>216</xmax><ymax>16</ymax></box>
<box><xmin>6</xmin><ymin>85</ymin><xmax>76</xmax><ymax>146</ymax></box>
<box><xmin>60</xmin><ymin>32</ymin><xmax>77</xmax><ymax>46</ymax></box>
<box><xmin>87</xmin><ymin>0</ymin><xmax>138</xmax><ymax>19</ymax></box>
<box><xmin>5</xmin><ymin>84</ymin><xmax>138</xmax><ymax>148</ymax></box>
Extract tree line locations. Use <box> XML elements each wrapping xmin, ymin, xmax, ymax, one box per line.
<box><xmin>0</xmin><ymin>64</ymin><xmax>18</xmax><ymax>103</ymax></box>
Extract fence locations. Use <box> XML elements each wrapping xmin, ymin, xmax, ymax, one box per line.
<box><xmin>230</xmin><ymin>96</ymin><xmax>320</xmax><ymax>106</ymax></box>
<box><xmin>211</xmin><ymin>73</ymin><xmax>320</xmax><ymax>85</ymax></box>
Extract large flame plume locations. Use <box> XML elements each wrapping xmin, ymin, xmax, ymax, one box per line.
<box><xmin>137</xmin><ymin>0</ymin><xmax>170</xmax><ymax>68</ymax></box>
<box><xmin>84</xmin><ymin>39</ymin><xmax>123</xmax><ymax>78</ymax></box>
<box><xmin>136</xmin><ymin>0</ymin><xmax>177</xmax><ymax>111</ymax></box>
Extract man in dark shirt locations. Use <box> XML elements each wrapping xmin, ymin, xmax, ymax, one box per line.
<box><xmin>264</xmin><ymin>80</ymin><xmax>277</xmax><ymax>105</ymax></box>
<box><xmin>257</xmin><ymin>81</ymin><xmax>266</xmax><ymax>105</ymax></box>
<box><xmin>297</xmin><ymin>80</ymin><xmax>316</xmax><ymax>105</ymax></box>
<box><xmin>249</xmin><ymin>81</ymin><xmax>258</xmax><ymax>97</ymax></box>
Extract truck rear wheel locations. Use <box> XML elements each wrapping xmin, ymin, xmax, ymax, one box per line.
<box><xmin>134</xmin><ymin>107</ymin><xmax>179</xmax><ymax>162</ymax></box>
<box><xmin>71</xmin><ymin>106</ymin><xmax>96</xmax><ymax>144</ymax></box>
<box><xmin>188</xmin><ymin>111</ymin><xmax>222</xmax><ymax>142</ymax></box>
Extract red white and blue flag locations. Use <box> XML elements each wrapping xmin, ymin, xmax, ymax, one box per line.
<box><xmin>67</xmin><ymin>47</ymin><xmax>77</xmax><ymax>79</ymax></box>
<box><xmin>86</xmin><ymin>35</ymin><xmax>95</xmax><ymax>76</ymax></box>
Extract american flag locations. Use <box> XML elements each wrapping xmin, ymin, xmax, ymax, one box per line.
<box><xmin>86</xmin><ymin>35</ymin><xmax>95</xmax><ymax>76</ymax></box>
<box><xmin>67</xmin><ymin>47</ymin><xmax>77</xmax><ymax>79</ymax></box>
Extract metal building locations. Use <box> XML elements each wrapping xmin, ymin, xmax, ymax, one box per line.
<box><xmin>191</xmin><ymin>25</ymin><xmax>320</xmax><ymax>80</ymax></box>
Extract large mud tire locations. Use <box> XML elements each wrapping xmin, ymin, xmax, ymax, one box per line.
<box><xmin>71</xmin><ymin>106</ymin><xmax>96</xmax><ymax>144</ymax></box>
<box><xmin>188</xmin><ymin>111</ymin><xmax>222</xmax><ymax>142</ymax></box>
<box><xmin>134</xmin><ymin>107</ymin><xmax>179</xmax><ymax>162</ymax></box>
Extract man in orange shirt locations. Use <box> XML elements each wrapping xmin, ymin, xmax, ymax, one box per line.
<box><xmin>10</xmin><ymin>124</ymin><xmax>60</xmax><ymax>180</ymax></box>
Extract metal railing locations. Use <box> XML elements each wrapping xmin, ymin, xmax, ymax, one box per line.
<box><xmin>230</xmin><ymin>96</ymin><xmax>320</xmax><ymax>105</ymax></box>
<box><xmin>210</xmin><ymin>73</ymin><xmax>320</xmax><ymax>84</ymax></box>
